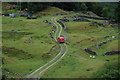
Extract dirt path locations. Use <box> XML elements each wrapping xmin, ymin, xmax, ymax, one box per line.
<box><xmin>27</xmin><ymin>17</ymin><xmax>68</xmax><ymax>78</ymax></box>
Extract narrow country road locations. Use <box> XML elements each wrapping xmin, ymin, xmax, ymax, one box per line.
<box><xmin>27</xmin><ymin>17</ymin><xmax>68</xmax><ymax>78</ymax></box>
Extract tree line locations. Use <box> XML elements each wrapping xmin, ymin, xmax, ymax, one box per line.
<box><xmin>8</xmin><ymin>2</ymin><xmax>120</xmax><ymax>21</ymax></box>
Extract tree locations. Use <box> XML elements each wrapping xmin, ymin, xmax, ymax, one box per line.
<box><xmin>80</xmin><ymin>3</ymin><xmax>88</xmax><ymax>11</ymax></box>
<box><xmin>86</xmin><ymin>2</ymin><xmax>94</xmax><ymax>11</ymax></box>
<box><xmin>102</xmin><ymin>7</ymin><xmax>109</xmax><ymax>17</ymax></box>
<box><xmin>73</xmin><ymin>3</ymin><xmax>87</xmax><ymax>11</ymax></box>
<box><xmin>6</xmin><ymin>2</ymin><xmax>119</xmax><ymax>19</ymax></box>
<box><xmin>26</xmin><ymin>2</ymin><xmax>51</xmax><ymax>13</ymax></box>
<box><xmin>115</xmin><ymin>2</ymin><xmax>120</xmax><ymax>21</ymax></box>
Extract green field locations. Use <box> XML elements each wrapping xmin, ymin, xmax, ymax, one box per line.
<box><xmin>2</xmin><ymin>10</ymin><xmax>119</xmax><ymax>78</ymax></box>
<box><xmin>42</xmin><ymin>19</ymin><xmax>119</xmax><ymax>78</ymax></box>
<box><xmin>2</xmin><ymin>16</ymin><xmax>60</xmax><ymax>77</ymax></box>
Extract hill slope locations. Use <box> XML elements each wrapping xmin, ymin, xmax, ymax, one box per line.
<box><xmin>42</xmin><ymin>7</ymin><xmax>68</xmax><ymax>13</ymax></box>
<box><xmin>34</xmin><ymin>7</ymin><xmax>68</xmax><ymax>16</ymax></box>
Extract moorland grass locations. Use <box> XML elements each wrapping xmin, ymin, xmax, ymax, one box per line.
<box><xmin>42</xmin><ymin>17</ymin><xmax>119</xmax><ymax>78</ymax></box>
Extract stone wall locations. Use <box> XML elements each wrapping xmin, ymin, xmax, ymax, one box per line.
<box><xmin>84</xmin><ymin>48</ymin><xmax>97</xmax><ymax>55</ymax></box>
<box><xmin>104</xmin><ymin>51</ymin><xmax>120</xmax><ymax>55</ymax></box>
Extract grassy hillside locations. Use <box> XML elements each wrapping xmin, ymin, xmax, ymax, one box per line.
<box><xmin>42</xmin><ymin>7</ymin><xmax>68</xmax><ymax>13</ymax></box>
<box><xmin>42</xmin><ymin>15</ymin><xmax>119</xmax><ymax>78</ymax></box>
<box><xmin>2</xmin><ymin>9</ymin><xmax>119</xmax><ymax>78</ymax></box>
<box><xmin>34</xmin><ymin>7</ymin><xmax>68</xmax><ymax>16</ymax></box>
<box><xmin>2</xmin><ymin>16</ymin><xmax>59</xmax><ymax>77</ymax></box>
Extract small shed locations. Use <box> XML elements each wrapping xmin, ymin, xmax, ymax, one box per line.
<box><xmin>9</xmin><ymin>13</ymin><xmax>15</xmax><ymax>17</ymax></box>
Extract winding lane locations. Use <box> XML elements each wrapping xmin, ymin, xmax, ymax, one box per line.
<box><xmin>27</xmin><ymin>17</ymin><xmax>68</xmax><ymax>78</ymax></box>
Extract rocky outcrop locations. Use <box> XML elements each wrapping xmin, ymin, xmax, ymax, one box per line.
<box><xmin>43</xmin><ymin>20</ymin><xmax>53</xmax><ymax>25</ymax></box>
<box><xmin>91</xmin><ymin>21</ymin><xmax>105</xmax><ymax>27</ymax></box>
<box><xmin>73</xmin><ymin>18</ymin><xmax>90</xmax><ymax>22</ymax></box>
<box><xmin>78</xmin><ymin>15</ymin><xmax>109</xmax><ymax>20</ymax></box>
<box><xmin>97</xmin><ymin>41</ymin><xmax>107</xmax><ymax>47</ymax></box>
<box><xmin>2</xmin><ymin>14</ymin><xmax>9</xmax><ymax>16</ymax></box>
<box><xmin>84</xmin><ymin>48</ymin><xmax>97</xmax><ymax>55</ymax></box>
<box><xmin>27</xmin><ymin>17</ymin><xmax>37</xmax><ymax>19</ymax></box>
<box><xmin>104</xmin><ymin>36</ymin><xmax>109</xmax><ymax>39</ymax></box>
<box><xmin>96</xmin><ymin>36</ymin><xmax>116</xmax><ymax>48</ymax></box>
<box><xmin>59</xmin><ymin>19</ymin><xmax>69</xmax><ymax>22</ymax></box>
<box><xmin>104</xmin><ymin>51</ymin><xmax>120</xmax><ymax>55</ymax></box>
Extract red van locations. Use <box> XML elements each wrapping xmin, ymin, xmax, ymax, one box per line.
<box><xmin>58</xmin><ymin>37</ymin><xmax>65</xmax><ymax>43</ymax></box>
